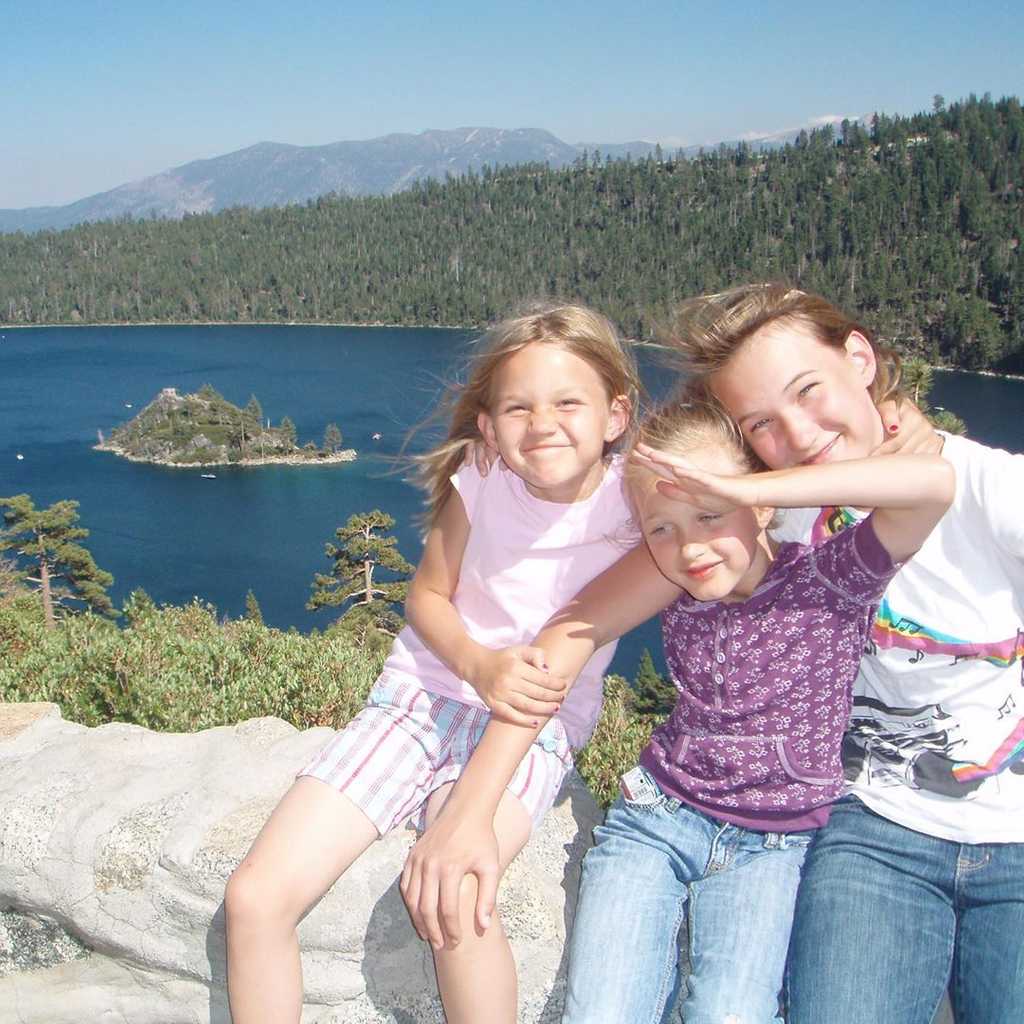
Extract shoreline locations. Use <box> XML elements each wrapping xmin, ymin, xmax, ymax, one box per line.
<box><xmin>4</xmin><ymin>321</ymin><xmax>1021</xmax><ymax>380</ymax></box>
<box><xmin>0</xmin><ymin>318</ymin><xmax>474</xmax><ymax>331</ymax></box>
<box><xmin>93</xmin><ymin>444</ymin><xmax>358</xmax><ymax>468</ymax></box>
<box><xmin>930</xmin><ymin>364</ymin><xmax>1024</xmax><ymax>383</ymax></box>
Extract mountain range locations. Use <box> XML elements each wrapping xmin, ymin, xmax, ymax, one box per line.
<box><xmin>0</xmin><ymin>120</ymin><xmax>857</xmax><ymax>234</ymax></box>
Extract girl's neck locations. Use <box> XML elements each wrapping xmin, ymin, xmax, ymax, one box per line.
<box><xmin>721</xmin><ymin>531</ymin><xmax>778</xmax><ymax>603</ymax></box>
<box><xmin>521</xmin><ymin>457</ymin><xmax>608</xmax><ymax>505</ymax></box>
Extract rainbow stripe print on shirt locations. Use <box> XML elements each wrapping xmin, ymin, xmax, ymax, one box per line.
<box><xmin>812</xmin><ymin>507</ymin><xmax>1024</xmax><ymax>667</ymax></box>
<box><xmin>871</xmin><ymin>597</ymin><xmax>1024</xmax><ymax>666</ymax></box>
<box><xmin>951</xmin><ymin>718</ymin><xmax>1024</xmax><ymax>782</ymax></box>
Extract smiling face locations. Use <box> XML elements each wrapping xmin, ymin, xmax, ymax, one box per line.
<box><xmin>710</xmin><ymin>318</ymin><xmax>885</xmax><ymax>470</ymax></box>
<box><xmin>477</xmin><ymin>342</ymin><xmax>629</xmax><ymax>503</ymax></box>
<box><xmin>634</xmin><ymin>444</ymin><xmax>774</xmax><ymax>603</ymax></box>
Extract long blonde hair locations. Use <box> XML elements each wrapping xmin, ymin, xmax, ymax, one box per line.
<box><xmin>664</xmin><ymin>282</ymin><xmax>903</xmax><ymax>407</ymax></box>
<box><xmin>412</xmin><ymin>303</ymin><xmax>640</xmax><ymax>526</ymax></box>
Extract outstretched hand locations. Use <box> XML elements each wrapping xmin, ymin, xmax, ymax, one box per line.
<box><xmin>874</xmin><ymin>398</ymin><xmax>943</xmax><ymax>456</ymax></box>
<box><xmin>631</xmin><ymin>443</ymin><xmax>757</xmax><ymax>511</ymax></box>
<box><xmin>472</xmin><ymin>646</ymin><xmax>567</xmax><ymax>727</ymax></box>
<box><xmin>400</xmin><ymin>809</ymin><xmax>500</xmax><ymax>950</ymax></box>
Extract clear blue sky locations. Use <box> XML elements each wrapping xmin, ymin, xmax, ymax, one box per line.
<box><xmin>4</xmin><ymin>0</ymin><xmax>1022</xmax><ymax>208</ymax></box>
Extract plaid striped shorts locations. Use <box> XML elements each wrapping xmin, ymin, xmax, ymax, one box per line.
<box><xmin>298</xmin><ymin>673</ymin><xmax>574</xmax><ymax>836</ymax></box>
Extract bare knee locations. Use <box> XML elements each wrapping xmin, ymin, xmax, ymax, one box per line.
<box><xmin>225</xmin><ymin>859</ymin><xmax>295</xmax><ymax>934</ymax></box>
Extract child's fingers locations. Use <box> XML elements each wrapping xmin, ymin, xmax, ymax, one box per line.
<box><xmin>654</xmin><ymin>480</ymin><xmax>690</xmax><ymax>501</ymax></box>
<box><xmin>634</xmin><ymin>444</ymin><xmax>695</xmax><ymax>471</ymax></box>
<box><xmin>632</xmin><ymin>451</ymin><xmax>703</xmax><ymax>488</ymax></box>
<box><xmin>507</xmin><ymin>695</ymin><xmax>559</xmax><ymax>719</ymax></box>
<box><xmin>518</xmin><ymin>646</ymin><xmax>549</xmax><ymax>670</ymax></box>
<box><xmin>438</xmin><ymin>867</ymin><xmax>464</xmax><ymax>947</ymax></box>
<box><xmin>629</xmin><ymin>450</ymin><xmax>679</xmax><ymax>481</ymax></box>
<box><xmin>510</xmin><ymin>678</ymin><xmax>565</xmax><ymax>713</ymax></box>
<box><xmin>417</xmin><ymin>872</ymin><xmax>446</xmax><ymax>950</ymax></box>
<box><xmin>474</xmin><ymin>864</ymin><xmax>499</xmax><ymax>934</ymax></box>
<box><xmin>517</xmin><ymin>658</ymin><xmax>568</xmax><ymax>697</ymax></box>
<box><xmin>490</xmin><ymin>701</ymin><xmax>541</xmax><ymax>728</ymax></box>
<box><xmin>399</xmin><ymin>862</ymin><xmax>427</xmax><ymax>942</ymax></box>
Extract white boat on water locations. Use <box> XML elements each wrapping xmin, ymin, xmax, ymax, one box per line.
<box><xmin>201</xmin><ymin>473</ymin><xmax>216</xmax><ymax>479</ymax></box>
<box><xmin>16</xmin><ymin>453</ymin><xmax>24</xmax><ymax>460</ymax></box>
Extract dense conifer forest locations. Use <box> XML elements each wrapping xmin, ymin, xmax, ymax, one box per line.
<box><xmin>2</xmin><ymin>95</ymin><xmax>1022</xmax><ymax>371</ymax></box>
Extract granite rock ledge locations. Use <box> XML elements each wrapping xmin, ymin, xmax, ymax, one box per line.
<box><xmin>0</xmin><ymin>702</ymin><xmax>601</xmax><ymax>1023</ymax></box>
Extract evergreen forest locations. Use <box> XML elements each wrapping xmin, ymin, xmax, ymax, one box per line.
<box><xmin>2</xmin><ymin>94</ymin><xmax>1022</xmax><ymax>372</ymax></box>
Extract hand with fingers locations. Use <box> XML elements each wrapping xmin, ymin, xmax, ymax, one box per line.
<box><xmin>875</xmin><ymin>398</ymin><xmax>944</xmax><ymax>456</ymax></box>
<box><xmin>631</xmin><ymin>443</ymin><xmax>758</xmax><ymax>510</ymax></box>
<box><xmin>400</xmin><ymin>809</ymin><xmax>500</xmax><ymax>950</ymax></box>
<box><xmin>470</xmin><ymin>646</ymin><xmax>567</xmax><ymax>726</ymax></box>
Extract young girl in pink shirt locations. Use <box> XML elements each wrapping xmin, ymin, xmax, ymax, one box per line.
<box><xmin>224</xmin><ymin>304</ymin><xmax>640</xmax><ymax>1024</ymax></box>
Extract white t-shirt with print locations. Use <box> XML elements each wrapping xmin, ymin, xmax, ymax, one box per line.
<box><xmin>774</xmin><ymin>434</ymin><xmax>1024</xmax><ymax>843</ymax></box>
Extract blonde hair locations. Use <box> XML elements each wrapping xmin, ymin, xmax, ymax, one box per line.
<box><xmin>624</xmin><ymin>399</ymin><xmax>754</xmax><ymax>500</ymax></box>
<box><xmin>664</xmin><ymin>282</ymin><xmax>903</xmax><ymax>407</ymax></box>
<box><xmin>412</xmin><ymin>303</ymin><xmax>641</xmax><ymax>525</ymax></box>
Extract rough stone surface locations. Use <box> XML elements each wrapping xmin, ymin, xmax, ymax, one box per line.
<box><xmin>0</xmin><ymin>702</ymin><xmax>603</xmax><ymax>1023</ymax></box>
<box><xmin>0</xmin><ymin>703</ymin><xmax>954</xmax><ymax>1024</ymax></box>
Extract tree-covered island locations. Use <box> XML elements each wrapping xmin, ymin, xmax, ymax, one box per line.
<box><xmin>95</xmin><ymin>384</ymin><xmax>356</xmax><ymax>467</ymax></box>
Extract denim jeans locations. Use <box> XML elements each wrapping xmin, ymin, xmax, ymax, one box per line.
<box><xmin>787</xmin><ymin>795</ymin><xmax>1024</xmax><ymax>1024</ymax></box>
<box><xmin>562</xmin><ymin>768</ymin><xmax>811</xmax><ymax>1024</ymax></box>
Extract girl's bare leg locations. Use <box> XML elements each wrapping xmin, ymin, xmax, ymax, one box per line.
<box><xmin>424</xmin><ymin>783</ymin><xmax>533</xmax><ymax>1024</ymax></box>
<box><xmin>224</xmin><ymin>777</ymin><xmax>379</xmax><ymax>1023</ymax></box>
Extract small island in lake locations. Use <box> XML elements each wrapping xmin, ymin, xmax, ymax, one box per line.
<box><xmin>95</xmin><ymin>385</ymin><xmax>356</xmax><ymax>467</ymax></box>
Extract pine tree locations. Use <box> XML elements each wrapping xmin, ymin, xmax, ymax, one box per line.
<box><xmin>631</xmin><ymin>648</ymin><xmax>676</xmax><ymax>716</ymax></box>
<box><xmin>307</xmin><ymin>510</ymin><xmax>414</xmax><ymax>647</ymax></box>
<box><xmin>244</xmin><ymin>395</ymin><xmax>264</xmax><ymax>456</ymax></box>
<box><xmin>901</xmin><ymin>358</ymin><xmax>935</xmax><ymax>407</ymax></box>
<box><xmin>0</xmin><ymin>494</ymin><xmax>115</xmax><ymax>628</ymax></box>
<box><xmin>122</xmin><ymin>587</ymin><xmax>156</xmax><ymax>626</ymax></box>
<box><xmin>244</xmin><ymin>395</ymin><xmax>263</xmax><ymax>428</ymax></box>
<box><xmin>323</xmin><ymin>422</ymin><xmax>343</xmax><ymax>453</ymax></box>
<box><xmin>279</xmin><ymin>416</ymin><xmax>298</xmax><ymax>449</ymax></box>
<box><xmin>244</xmin><ymin>589</ymin><xmax>264</xmax><ymax>624</ymax></box>
<box><xmin>901</xmin><ymin>357</ymin><xmax>968</xmax><ymax>435</ymax></box>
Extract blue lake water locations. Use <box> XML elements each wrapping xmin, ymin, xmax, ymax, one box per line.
<box><xmin>2</xmin><ymin>324</ymin><xmax>1023</xmax><ymax>680</ymax></box>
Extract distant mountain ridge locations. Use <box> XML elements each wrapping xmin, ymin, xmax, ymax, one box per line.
<box><xmin>0</xmin><ymin>120</ymin><xmax>856</xmax><ymax>234</ymax></box>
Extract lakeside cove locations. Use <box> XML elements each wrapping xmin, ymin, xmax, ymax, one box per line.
<box><xmin>5</xmin><ymin>322</ymin><xmax>1022</xmax><ymax>672</ymax></box>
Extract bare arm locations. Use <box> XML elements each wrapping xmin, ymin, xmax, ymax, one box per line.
<box><xmin>404</xmin><ymin>493</ymin><xmax>563</xmax><ymax>723</ymax></box>
<box><xmin>401</xmin><ymin>543</ymin><xmax>680</xmax><ymax>946</ymax></box>
<box><xmin>635</xmin><ymin>447</ymin><xmax>955</xmax><ymax>563</ymax></box>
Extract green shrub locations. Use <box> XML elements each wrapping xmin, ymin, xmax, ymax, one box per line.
<box><xmin>0</xmin><ymin>593</ymin><xmax>383</xmax><ymax>732</ymax></box>
<box><xmin>576</xmin><ymin>674</ymin><xmax>659</xmax><ymax>808</ymax></box>
<box><xmin>1</xmin><ymin>591</ymin><xmax>656</xmax><ymax>808</ymax></box>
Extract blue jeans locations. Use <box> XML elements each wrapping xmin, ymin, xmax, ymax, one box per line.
<box><xmin>787</xmin><ymin>795</ymin><xmax>1024</xmax><ymax>1023</ymax></box>
<box><xmin>562</xmin><ymin>769</ymin><xmax>811</xmax><ymax>1024</ymax></box>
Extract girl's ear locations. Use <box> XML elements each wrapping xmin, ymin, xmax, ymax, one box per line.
<box><xmin>604</xmin><ymin>395</ymin><xmax>631</xmax><ymax>443</ymax></box>
<box><xmin>477</xmin><ymin>411</ymin><xmax>499</xmax><ymax>450</ymax></box>
<box><xmin>844</xmin><ymin>331</ymin><xmax>878</xmax><ymax>388</ymax></box>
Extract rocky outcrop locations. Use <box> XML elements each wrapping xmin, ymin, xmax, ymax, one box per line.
<box><xmin>0</xmin><ymin>703</ymin><xmax>600</xmax><ymax>1023</ymax></box>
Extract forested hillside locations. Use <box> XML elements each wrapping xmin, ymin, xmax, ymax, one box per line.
<box><xmin>3</xmin><ymin>95</ymin><xmax>1021</xmax><ymax>371</ymax></box>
